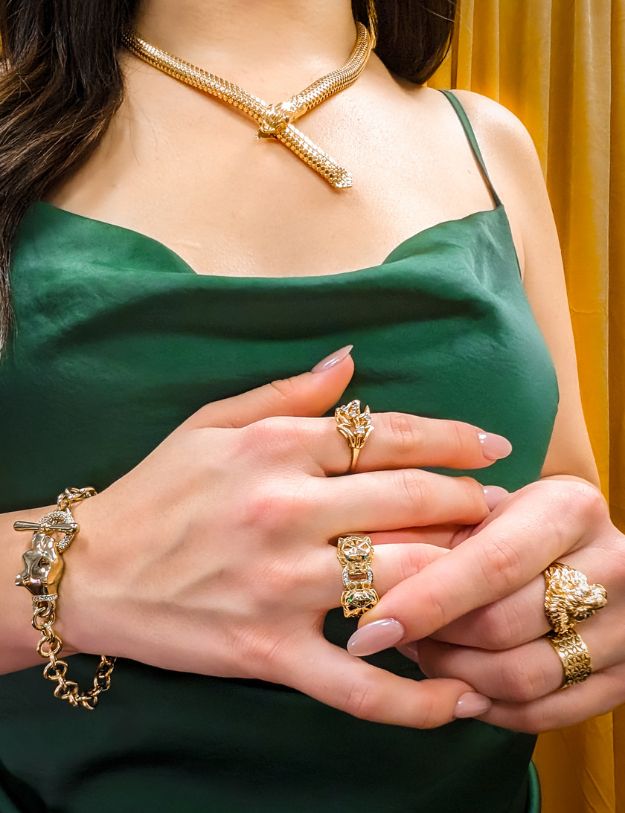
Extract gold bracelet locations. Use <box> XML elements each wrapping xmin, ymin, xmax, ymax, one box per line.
<box><xmin>14</xmin><ymin>486</ymin><xmax>116</xmax><ymax>710</ymax></box>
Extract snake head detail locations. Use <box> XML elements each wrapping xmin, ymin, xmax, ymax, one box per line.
<box><xmin>257</xmin><ymin>101</ymin><xmax>297</xmax><ymax>138</ymax></box>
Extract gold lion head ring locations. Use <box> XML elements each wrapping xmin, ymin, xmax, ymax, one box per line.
<box><xmin>543</xmin><ymin>561</ymin><xmax>608</xmax><ymax>688</ymax></box>
<box><xmin>334</xmin><ymin>399</ymin><xmax>374</xmax><ymax>472</ymax></box>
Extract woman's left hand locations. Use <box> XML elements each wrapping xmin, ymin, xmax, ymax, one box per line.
<box><xmin>347</xmin><ymin>477</ymin><xmax>625</xmax><ymax>732</ymax></box>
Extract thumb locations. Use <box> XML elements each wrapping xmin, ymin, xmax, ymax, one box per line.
<box><xmin>180</xmin><ymin>344</ymin><xmax>355</xmax><ymax>430</ymax></box>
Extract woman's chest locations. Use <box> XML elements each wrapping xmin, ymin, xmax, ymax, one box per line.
<box><xmin>0</xmin><ymin>237</ymin><xmax>558</xmax><ymax>512</ymax></box>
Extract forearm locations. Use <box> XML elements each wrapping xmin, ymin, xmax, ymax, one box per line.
<box><xmin>0</xmin><ymin>501</ymin><xmax>59</xmax><ymax>674</ymax></box>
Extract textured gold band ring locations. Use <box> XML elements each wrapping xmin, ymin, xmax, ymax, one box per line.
<box><xmin>334</xmin><ymin>399</ymin><xmax>374</xmax><ymax>472</ymax></box>
<box><xmin>336</xmin><ymin>534</ymin><xmax>379</xmax><ymax>618</ymax></box>
<box><xmin>543</xmin><ymin>561</ymin><xmax>608</xmax><ymax>635</ymax></box>
<box><xmin>546</xmin><ymin>629</ymin><xmax>593</xmax><ymax>688</ymax></box>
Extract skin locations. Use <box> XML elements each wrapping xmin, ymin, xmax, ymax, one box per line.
<box><xmin>4</xmin><ymin>0</ymin><xmax>618</xmax><ymax>731</ymax></box>
<box><xmin>44</xmin><ymin>1</ymin><xmax>598</xmax><ymax>484</ymax></box>
<box><xmin>356</xmin><ymin>477</ymin><xmax>625</xmax><ymax>731</ymax></box>
<box><xmin>1</xmin><ymin>356</ymin><xmax>509</xmax><ymax>729</ymax></box>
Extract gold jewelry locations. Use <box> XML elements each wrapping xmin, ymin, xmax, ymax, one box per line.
<box><xmin>543</xmin><ymin>561</ymin><xmax>607</xmax><ymax>635</ymax></box>
<box><xmin>14</xmin><ymin>487</ymin><xmax>116</xmax><ymax>710</ymax></box>
<box><xmin>366</xmin><ymin>0</ymin><xmax>379</xmax><ymax>45</ymax></box>
<box><xmin>121</xmin><ymin>23</ymin><xmax>375</xmax><ymax>189</ymax></box>
<box><xmin>546</xmin><ymin>629</ymin><xmax>593</xmax><ymax>688</ymax></box>
<box><xmin>337</xmin><ymin>534</ymin><xmax>379</xmax><ymax>618</ymax></box>
<box><xmin>335</xmin><ymin>399</ymin><xmax>374</xmax><ymax>471</ymax></box>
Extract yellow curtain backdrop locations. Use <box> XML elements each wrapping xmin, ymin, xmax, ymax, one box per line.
<box><xmin>430</xmin><ymin>1</ymin><xmax>624</xmax><ymax>811</ymax></box>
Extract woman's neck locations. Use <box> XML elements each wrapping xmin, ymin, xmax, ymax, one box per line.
<box><xmin>134</xmin><ymin>1</ymin><xmax>359</xmax><ymax>86</ymax></box>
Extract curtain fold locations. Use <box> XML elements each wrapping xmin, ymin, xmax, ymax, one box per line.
<box><xmin>430</xmin><ymin>2</ymin><xmax>624</xmax><ymax>811</ymax></box>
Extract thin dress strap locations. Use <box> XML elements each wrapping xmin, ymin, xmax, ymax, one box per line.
<box><xmin>437</xmin><ymin>88</ymin><xmax>502</xmax><ymax>208</ymax></box>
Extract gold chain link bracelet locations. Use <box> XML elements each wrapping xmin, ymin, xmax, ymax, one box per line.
<box><xmin>14</xmin><ymin>486</ymin><xmax>116</xmax><ymax>710</ymax></box>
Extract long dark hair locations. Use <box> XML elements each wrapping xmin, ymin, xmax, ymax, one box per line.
<box><xmin>0</xmin><ymin>0</ymin><xmax>456</xmax><ymax>356</ymax></box>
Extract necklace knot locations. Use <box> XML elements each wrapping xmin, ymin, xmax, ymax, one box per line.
<box><xmin>257</xmin><ymin>102</ymin><xmax>296</xmax><ymax>139</ymax></box>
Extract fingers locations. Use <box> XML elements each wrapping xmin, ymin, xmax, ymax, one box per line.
<box><xmin>410</xmin><ymin>610</ymin><xmax>621</xmax><ymax>704</ymax></box>
<box><xmin>409</xmin><ymin>637</ymin><xmax>625</xmax><ymax>733</ymax></box>
<box><xmin>482</xmin><ymin>664</ymin><xmax>625</xmax><ymax>733</ymax></box>
<box><xmin>430</xmin><ymin>546</ymin><xmax>618</xmax><ymax>650</ymax></box>
<box><xmin>177</xmin><ymin>346</ymin><xmax>354</xmax><ymax>431</ymax></box>
<box><xmin>430</xmin><ymin>575</ymin><xmax>546</xmax><ymax>648</ymax></box>
<box><xmin>309</xmin><ymin>540</ymin><xmax>449</xmax><ymax>610</ymax></box>
<box><xmin>281</xmin><ymin>634</ymin><xmax>476</xmax><ymax>729</ymax></box>
<box><xmin>250</xmin><ymin>412</ymin><xmax>511</xmax><ymax>476</ymax></box>
<box><xmin>372</xmin><ymin>523</ymin><xmax>467</xmax><ymax>549</ymax></box>
<box><xmin>352</xmin><ymin>480</ymin><xmax>597</xmax><ymax>644</ymax></box>
<box><xmin>335</xmin><ymin>412</ymin><xmax>512</xmax><ymax>473</ymax></box>
<box><xmin>314</xmin><ymin>469</ymin><xmax>491</xmax><ymax>535</ymax></box>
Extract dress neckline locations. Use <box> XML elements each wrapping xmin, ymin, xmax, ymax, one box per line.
<box><xmin>30</xmin><ymin>198</ymin><xmax>517</xmax><ymax>283</ymax></box>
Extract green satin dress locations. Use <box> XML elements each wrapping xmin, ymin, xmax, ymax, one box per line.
<box><xmin>0</xmin><ymin>90</ymin><xmax>554</xmax><ymax>812</ymax></box>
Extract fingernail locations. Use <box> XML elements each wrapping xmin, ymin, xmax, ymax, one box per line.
<box><xmin>477</xmin><ymin>431</ymin><xmax>512</xmax><ymax>460</ymax></box>
<box><xmin>398</xmin><ymin>642</ymin><xmax>420</xmax><ymax>663</ymax></box>
<box><xmin>483</xmin><ymin>485</ymin><xmax>509</xmax><ymax>510</ymax></box>
<box><xmin>311</xmin><ymin>344</ymin><xmax>353</xmax><ymax>373</ymax></box>
<box><xmin>347</xmin><ymin>618</ymin><xmax>405</xmax><ymax>656</ymax></box>
<box><xmin>454</xmin><ymin>692</ymin><xmax>492</xmax><ymax>718</ymax></box>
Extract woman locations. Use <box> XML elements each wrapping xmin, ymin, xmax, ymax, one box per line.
<box><xmin>0</xmin><ymin>1</ymin><xmax>623</xmax><ymax>811</ymax></box>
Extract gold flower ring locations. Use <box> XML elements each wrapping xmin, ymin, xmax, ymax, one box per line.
<box><xmin>334</xmin><ymin>399</ymin><xmax>374</xmax><ymax>472</ymax></box>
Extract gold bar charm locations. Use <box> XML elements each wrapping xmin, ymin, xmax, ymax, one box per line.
<box><xmin>14</xmin><ymin>519</ymin><xmax>77</xmax><ymax>533</ymax></box>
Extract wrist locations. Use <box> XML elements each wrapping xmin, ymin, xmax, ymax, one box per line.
<box><xmin>57</xmin><ymin>492</ymin><xmax>112</xmax><ymax>656</ymax></box>
<box><xmin>9</xmin><ymin>491</ymin><xmax>118</xmax><ymax>708</ymax></box>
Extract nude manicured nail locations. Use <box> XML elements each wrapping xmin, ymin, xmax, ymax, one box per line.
<box><xmin>347</xmin><ymin>618</ymin><xmax>405</xmax><ymax>656</ymax></box>
<box><xmin>398</xmin><ymin>642</ymin><xmax>420</xmax><ymax>663</ymax></box>
<box><xmin>478</xmin><ymin>431</ymin><xmax>513</xmax><ymax>460</ymax></box>
<box><xmin>311</xmin><ymin>344</ymin><xmax>353</xmax><ymax>373</ymax></box>
<box><xmin>483</xmin><ymin>485</ymin><xmax>509</xmax><ymax>510</ymax></box>
<box><xmin>454</xmin><ymin>692</ymin><xmax>492</xmax><ymax>718</ymax></box>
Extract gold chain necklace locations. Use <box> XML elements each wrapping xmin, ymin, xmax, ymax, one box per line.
<box><xmin>121</xmin><ymin>23</ymin><xmax>375</xmax><ymax>189</ymax></box>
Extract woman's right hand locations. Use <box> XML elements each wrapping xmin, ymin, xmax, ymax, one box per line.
<box><xmin>62</xmin><ymin>346</ymin><xmax>512</xmax><ymax>729</ymax></box>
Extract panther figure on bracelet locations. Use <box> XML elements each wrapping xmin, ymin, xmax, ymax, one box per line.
<box><xmin>14</xmin><ymin>509</ymin><xmax>77</xmax><ymax>598</ymax></box>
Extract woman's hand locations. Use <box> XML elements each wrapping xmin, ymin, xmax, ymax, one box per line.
<box><xmin>55</xmin><ymin>346</ymin><xmax>513</xmax><ymax>729</ymax></box>
<box><xmin>348</xmin><ymin>476</ymin><xmax>625</xmax><ymax>732</ymax></box>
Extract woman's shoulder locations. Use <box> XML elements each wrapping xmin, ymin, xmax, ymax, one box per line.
<box><xmin>432</xmin><ymin>87</ymin><xmax>542</xmax><ymax>178</ymax></box>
